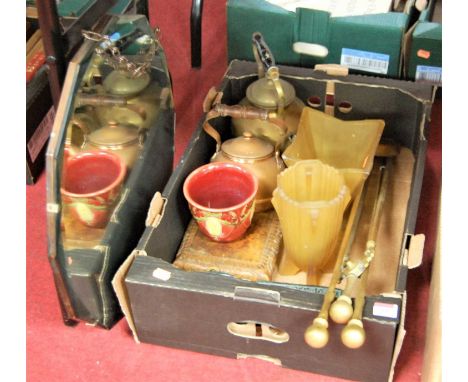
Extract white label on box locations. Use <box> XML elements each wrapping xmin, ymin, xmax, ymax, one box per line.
<box><xmin>373</xmin><ymin>302</ymin><xmax>399</xmax><ymax>319</ymax></box>
<box><xmin>46</xmin><ymin>203</ymin><xmax>60</xmax><ymax>213</ymax></box>
<box><xmin>341</xmin><ymin>48</ymin><xmax>390</xmax><ymax>74</ymax></box>
<box><xmin>266</xmin><ymin>0</ymin><xmax>392</xmax><ymax>17</ymax></box>
<box><xmin>152</xmin><ymin>268</ymin><xmax>172</xmax><ymax>281</ymax></box>
<box><xmin>27</xmin><ymin>107</ymin><xmax>55</xmax><ymax>162</ymax></box>
<box><xmin>415</xmin><ymin>65</ymin><xmax>442</xmax><ymax>85</ymax></box>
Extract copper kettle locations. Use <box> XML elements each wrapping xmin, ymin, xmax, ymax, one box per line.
<box><xmin>210</xmin><ymin>131</ymin><xmax>285</xmax><ymax>212</ymax></box>
<box><xmin>67</xmin><ymin>117</ymin><xmax>146</xmax><ymax>169</ymax></box>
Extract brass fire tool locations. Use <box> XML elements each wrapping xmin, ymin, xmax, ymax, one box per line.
<box><xmin>304</xmin><ymin>143</ymin><xmax>398</xmax><ymax>349</ymax></box>
<box><xmin>337</xmin><ymin>160</ymin><xmax>391</xmax><ymax>349</ymax></box>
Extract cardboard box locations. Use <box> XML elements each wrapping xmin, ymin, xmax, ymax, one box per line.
<box><xmin>26</xmin><ymin>27</ymin><xmax>52</xmax><ymax>184</ymax></box>
<box><xmin>26</xmin><ymin>65</ymin><xmax>54</xmax><ymax>184</ymax></box>
<box><xmin>46</xmin><ymin>14</ymin><xmax>175</xmax><ymax>328</ymax></box>
<box><xmin>404</xmin><ymin>0</ymin><xmax>442</xmax><ymax>85</ymax></box>
<box><xmin>227</xmin><ymin>0</ymin><xmax>413</xmax><ymax>78</ymax></box>
<box><xmin>114</xmin><ymin>60</ymin><xmax>434</xmax><ymax>381</ymax></box>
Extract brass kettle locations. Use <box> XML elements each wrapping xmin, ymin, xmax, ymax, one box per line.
<box><xmin>232</xmin><ymin>33</ymin><xmax>304</xmax><ymax>150</ymax></box>
<box><xmin>209</xmin><ymin>131</ymin><xmax>285</xmax><ymax>212</ymax></box>
<box><xmin>103</xmin><ymin>69</ymin><xmax>151</xmax><ymax>98</ymax></box>
<box><xmin>78</xmin><ymin>53</ymin><xmax>163</xmax><ymax>132</ymax></box>
<box><xmin>68</xmin><ymin>118</ymin><xmax>146</xmax><ymax>169</ymax></box>
<box><xmin>74</xmin><ymin>81</ymin><xmax>162</xmax><ymax>132</ymax></box>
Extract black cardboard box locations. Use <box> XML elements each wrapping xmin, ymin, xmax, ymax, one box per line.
<box><xmin>27</xmin><ymin>65</ymin><xmax>54</xmax><ymax>185</ymax></box>
<box><xmin>46</xmin><ymin>14</ymin><xmax>175</xmax><ymax>328</ymax></box>
<box><xmin>113</xmin><ymin>60</ymin><xmax>434</xmax><ymax>381</ymax></box>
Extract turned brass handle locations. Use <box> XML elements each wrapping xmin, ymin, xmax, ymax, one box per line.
<box><xmin>75</xmin><ymin>93</ymin><xmax>128</xmax><ymax>108</ymax></box>
<box><xmin>202</xmin><ymin>104</ymin><xmax>271</xmax><ymax>153</ymax></box>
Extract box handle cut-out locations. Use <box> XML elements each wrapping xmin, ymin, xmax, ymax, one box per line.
<box><xmin>227</xmin><ymin>321</ymin><xmax>290</xmax><ymax>344</ymax></box>
<box><xmin>233</xmin><ymin>286</ymin><xmax>281</xmax><ymax>305</ymax></box>
<box><xmin>293</xmin><ymin>42</ymin><xmax>329</xmax><ymax>58</ymax></box>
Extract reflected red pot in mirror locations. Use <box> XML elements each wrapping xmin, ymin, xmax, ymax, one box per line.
<box><xmin>183</xmin><ymin>162</ymin><xmax>258</xmax><ymax>242</ymax></box>
<box><xmin>61</xmin><ymin>150</ymin><xmax>127</xmax><ymax>228</ymax></box>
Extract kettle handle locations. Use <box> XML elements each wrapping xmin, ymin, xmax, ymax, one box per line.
<box><xmin>203</xmin><ymin>110</ymin><xmax>223</xmax><ymax>153</ymax></box>
<box><xmin>252</xmin><ymin>33</ymin><xmax>286</xmax><ymax>116</ymax></box>
<box><xmin>201</xmin><ymin>85</ymin><xmax>289</xmax><ymax>153</ymax></box>
<box><xmin>69</xmin><ymin>117</ymin><xmax>91</xmax><ymax>149</ymax></box>
<box><xmin>268</xmin><ymin>67</ymin><xmax>286</xmax><ymax>117</ymax></box>
<box><xmin>138</xmin><ymin>127</ymin><xmax>148</xmax><ymax>147</ymax></box>
<box><xmin>252</xmin><ymin>32</ymin><xmax>275</xmax><ymax>78</ymax></box>
<box><xmin>203</xmin><ymin>103</ymin><xmax>281</xmax><ymax>147</ymax></box>
<box><xmin>202</xmin><ymin>103</ymin><xmax>289</xmax><ymax>152</ymax></box>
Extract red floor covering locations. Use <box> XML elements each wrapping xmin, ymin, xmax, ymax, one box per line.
<box><xmin>27</xmin><ymin>1</ymin><xmax>442</xmax><ymax>381</ymax></box>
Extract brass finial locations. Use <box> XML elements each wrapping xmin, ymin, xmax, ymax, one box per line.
<box><xmin>329</xmin><ymin>295</ymin><xmax>354</xmax><ymax>324</ymax></box>
<box><xmin>341</xmin><ymin>319</ymin><xmax>366</xmax><ymax>349</ymax></box>
<box><xmin>304</xmin><ymin>317</ymin><xmax>329</xmax><ymax>349</ymax></box>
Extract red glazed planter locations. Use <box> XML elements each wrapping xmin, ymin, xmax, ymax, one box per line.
<box><xmin>183</xmin><ymin>162</ymin><xmax>258</xmax><ymax>242</ymax></box>
<box><xmin>61</xmin><ymin>150</ymin><xmax>127</xmax><ymax>228</ymax></box>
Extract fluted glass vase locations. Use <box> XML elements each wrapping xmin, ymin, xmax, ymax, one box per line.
<box><xmin>272</xmin><ymin>160</ymin><xmax>351</xmax><ymax>278</ymax></box>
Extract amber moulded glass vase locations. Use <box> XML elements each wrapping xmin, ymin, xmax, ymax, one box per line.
<box><xmin>282</xmin><ymin>107</ymin><xmax>385</xmax><ymax>198</ymax></box>
<box><xmin>272</xmin><ymin>160</ymin><xmax>351</xmax><ymax>279</ymax></box>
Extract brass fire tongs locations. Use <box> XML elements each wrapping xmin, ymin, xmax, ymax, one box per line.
<box><xmin>304</xmin><ymin>146</ymin><xmax>397</xmax><ymax>349</ymax></box>
<box><xmin>202</xmin><ymin>32</ymin><xmax>287</xmax><ymax>152</ymax></box>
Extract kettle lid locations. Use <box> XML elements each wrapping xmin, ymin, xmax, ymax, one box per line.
<box><xmin>222</xmin><ymin>132</ymin><xmax>274</xmax><ymax>160</ymax></box>
<box><xmin>103</xmin><ymin>70</ymin><xmax>151</xmax><ymax>97</ymax></box>
<box><xmin>89</xmin><ymin>121</ymin><xmax>139</xmax><ymax>147</ymax></box>
<box><xmin>246</xmin><ymin>77</ymin><xmax>296</xmax><ymax>110</ymax></box>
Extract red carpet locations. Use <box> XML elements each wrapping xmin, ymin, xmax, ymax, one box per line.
<box><xmin>26</xmin><ymin>1</ymin><xmax>442</xmax><ymax>381</ymax></box>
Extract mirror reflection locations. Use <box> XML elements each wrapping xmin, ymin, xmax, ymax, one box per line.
<box><xmin>59</xmin><ymin>18</ymin><xmax>164</xmax><ymax>250</ymax></box>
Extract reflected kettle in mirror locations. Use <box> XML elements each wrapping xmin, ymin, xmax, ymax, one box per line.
<box><xmin>68</xmin><ymin>118</ymin><xmax>147</xmax><ymax>169</ymax></box>
<box><xmin>75</xmin><ymin>76</ymin><xmax>161</xmax><ymax>132</ymax></box>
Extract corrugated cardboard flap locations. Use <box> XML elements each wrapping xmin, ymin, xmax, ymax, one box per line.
<box><xmin>112</xmin><ymin>192</ymin><xmax>167</xmax><ymax>342</ymax></box>
<box><xmin>408</xmin><ymin>233</ymin><xmax>425</xmax><ymax>269</ymax></box>
<box><xmin>388</xmin><ymin>291</ymin><xmax>407</xmax><ymax>382</ymax></box>
<box><xmin>145</xmin><ymin>191</ymin><xmax>166</xmax><ymax>227</ymax></box>
<box><xmin>112</xmin><ymin>249</ymin><xmax>145</xmax><ymax>343</ymax></box>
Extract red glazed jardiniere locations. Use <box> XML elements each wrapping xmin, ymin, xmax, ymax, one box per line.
<box><xmin>183</xmin><ymin>162</ymin><xmax>258</xmax><ymax>242</ymax></box>
<box><xmin>61</xmin><ymin>150</ymin><xmax>127</xmax><ymax>228</ymax></box>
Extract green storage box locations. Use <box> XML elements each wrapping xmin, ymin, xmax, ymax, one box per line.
<box><xmin>227</xmin><ymin>0</ymin><xmax>410</xmax><ymax>78</ymax></box>
<box><xmin>57</xmin><ymin>0</ymin><xmax>133</xmax><ymax>17</ymax></box>
<box><xmin>405</xmin><ymin>0</ymin><xmax>442</xmax><ymax>85</ymax></box>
